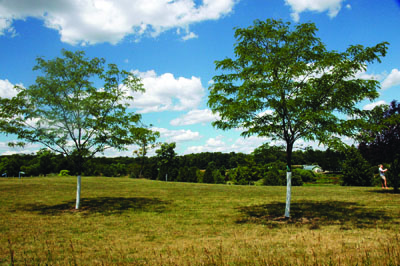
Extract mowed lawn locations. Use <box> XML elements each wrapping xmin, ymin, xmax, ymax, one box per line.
<box><xmin>1</xmin><ymin>177</ymin><xmax>400</xmax><ymax>265</ymax></box>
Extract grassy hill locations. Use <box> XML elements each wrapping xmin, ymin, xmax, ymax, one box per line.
<box><xmin>1</xmin><ymin>177</ymin><xmax>400</xmax><ymax>265</ymax></box>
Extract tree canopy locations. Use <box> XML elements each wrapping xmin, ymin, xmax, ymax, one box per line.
<box><xmin>208</xmin><ymin>19</ymin><xmax>388</xmax><ymax>168</ymax></box>
<box><xmin>359</xmin><ymin>100</ymin><xmax>400</xmax><ymax>165</ymax></box>
<box><xmin>0</xmin><ymin>49</ymin><xmax>147</xmax><ymax>208</ymax></box>
<box><xmin>208</xmin><ymin>19</ymin><xmax>389</xmax><ymax>216</ymax></box>
<box><xmin>358</xmin><ymin>100</ymin><xmax>400</xmax><ymax>191</ymax></box>
<box><xmin>155</xmin><ymin>142</ymin><xmax>177</xmax><ymax>181</ymax></box>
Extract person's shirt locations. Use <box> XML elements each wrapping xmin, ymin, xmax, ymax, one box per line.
<box><xmin>379</xmin><ymin>167</ymin><xmax>385</xmax><ymax>176</ymax></box>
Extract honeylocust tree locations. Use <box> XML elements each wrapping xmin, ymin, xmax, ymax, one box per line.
<box><xmin>208</xmin><ymin>19</ymin><xmax>388</xmax><ymax>217</ymax></box>
<box><xmin>0</xmin><ymin>49</ymin><xmax>146</xmax><ymax>209</ymax></box>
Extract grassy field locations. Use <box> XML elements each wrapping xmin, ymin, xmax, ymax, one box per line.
<box><xmin>1</xmin><ymin>177</ymin><xmax>400</xmax><ymax>265</ymax></box>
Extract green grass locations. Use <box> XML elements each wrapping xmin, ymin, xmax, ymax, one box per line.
<box><xmin>1</xmin><ymin>177</ymin><xmax>400</xmax><ymax>265</ymax></box>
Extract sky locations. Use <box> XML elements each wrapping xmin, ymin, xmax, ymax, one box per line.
<box><xmin>0</xmin><ymin>0</ymin><xmax>400</xmax><ymax>157</ymax></box>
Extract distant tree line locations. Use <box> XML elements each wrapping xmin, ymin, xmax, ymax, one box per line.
<box><xmin>0</xmin><ymin>144</ymin><xmax>343</xmax><ymax>182</ymax></box>
<box><xmin>347</xmin><ymin>100</ymin><xmax>400</xmax><ymax>190</ymax></box>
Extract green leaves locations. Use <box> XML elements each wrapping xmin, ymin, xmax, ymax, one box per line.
<box><xmin>0</xmin><ymin>49</ymin><xmax>147</xmax><ymax>167</ymax></box>
<box><xmin>208</xmin><ymin>19</ymin><xmax>389</xmax><ymax>166</ymax></box>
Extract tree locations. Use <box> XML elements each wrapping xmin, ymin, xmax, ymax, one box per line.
<box><xmin>155</xmin><ymin>142</ymin><xmax>177</xmax><ymax>181</ymax></box>
<box><xmin>177</xmin><ymin>166</ymin><xmax>189</xmax><ymax>182</ymax></box>
<box><xmin>358</xmin><ymin>100</ymin><xmax>400</xmax><ymax>191</ymax></box>
<box><xmin>203</xmin><ymin>161</ymin><xmax>217</xmax><ymax>183</ymax></box>
<box><xmin>0</xmin><ymin>155</ymin><xmax>23</xmax><ymax>177</ymax></box>
<box><xmin>359</xmin><ymin>100</ymin><xmax>400</xmax><ymax>164</ymax></box>
<box><xmin>389</xmin><ymin>157</ymin><xmax>400</xmax><ymax>192</ymax></box>
<box><xmin>0</xmin><ymin>49</ymin><xmax>145</xmax><ymax>209</ymax></box>
<box><xmin>132</xmin><ymin>125</ymin><xmax>160</xmax><ymax>178</ymax></box>
<box><xmin>212</xmin><ymin>169</ymin><xmax>225</xmax><ymax>184</ymax></box>
<box><xmin>208</xmin><ymin>19</ymin><xmax>388</xmax><ymax>217</ymax></box>
<box><xmin>342</xmin><ymin>146</ymin><xmax>373</xmax><ymax>186</ymax></box>
<box><xmin>252</xmin><ymin>143</ymin><xmax>285</xmax><ymax>165</ymax></box>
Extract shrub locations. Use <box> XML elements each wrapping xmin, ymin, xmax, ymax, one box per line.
<box><xmin>342</xmin><ymin>146</ymin><xmax>373</xmax><ymax>186</ymax></box>
<box><xmin>262</xmin><ymin>165</ymin><xmax>303</xmax><ymax>186</ymax></box>
<box><xmin>263</xmin><ymin>166</ymin><xmax>284</xmax><ymax>186</ymax></box>
<box><xmin>290</xmin><ymin>171</ymin><xmax>304</xmax><ymax>186</ymax></box>
<box><xmin>212</xmin><ymin>169</ymin><xmax>225</xmax><ymax>184</ymax></box>
<box><xmin>228</xmin><ymin>165</ymin><xmax>253</xmax><ymax>185</ymax></box>
<box><xmin>59</xmin><ymin>170</ymin><xmax>70</xmax><ymax>176</ymax></box>
<box><xmin>293</xmin><ymin>168</ymin><xmax>316</xmax><ymax>183</ymax></box>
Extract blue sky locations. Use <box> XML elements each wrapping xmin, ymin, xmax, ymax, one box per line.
<box><xmin>1</xmin><ymin>0</ymin><xmax>400</xmax><ymax>156</ymax></box>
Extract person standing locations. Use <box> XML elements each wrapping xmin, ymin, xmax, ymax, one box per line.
<box><xmin>379</xmin><ymin>164</ymin><xmax>389</xmax><ymax>189</ymax></box>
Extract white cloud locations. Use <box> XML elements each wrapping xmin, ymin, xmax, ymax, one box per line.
<box><xmin>363</xmin><ymin>100</ymin><xmax>387</xmax><ymax>111</ymax></box>
<box><xmin>206</xmin><ymin>135</ymin><xmax>226</xmax><ymax>147</ymax></box>
<box><xmin>184</xmin><ymin>134</ymin><xmax>335</xmax><ymax>155</ymax></box>
<box><xmin>0</xmin><ymin>0</ymin><xmax>236</xmax><ymax>45</ymax></box>
<box><xmin>285</xmin><ymin>0</ymin><xmax>346</xmax><ymax>22</ymax></box>
<box><xmin>130</xmin><ymin>70</ymin><xmax>205</xmax><ymax>113</ymax></box>
<box><xmin>0</xmin><ymin>141</ymin><xmax>43</xmax><ymax>156</ymax></box>
<box><xmin>182</xmin><ymin>31</ymin><xmax>198</xmax><ymax>41</ymax></box>
<box><xmin>185</xmin><ymin>135</ymin><xmax>270</xmax><ymax>154</ymax></box>
<box><xmin>0</xmin><ymin>79</ymin><xmax>20</xmax><ymax>98</ymax></box>
<box><xmin>152</xmin><ymin>127</ymin><xmax>201</xmax><ymax>143</ymax></box>
<box><xmin>381</xmin><ymin>69</ymin><xmax>400</xmax><ymax>90</ymax></box>
<box><xmin>102</xmin><ymin>143</ymin><xmax>157</xmax><ymax>158</ymax></box>
<box><xmin>170</xmin><ymin>109</ymin><xmax>219</xmax><ymax>126</ymax></box>
<box><xmin>354</xmin><ymin>70</ymin><xmax>382</xmax><ymax>81</ymax></box>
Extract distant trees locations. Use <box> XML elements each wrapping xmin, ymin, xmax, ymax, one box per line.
<box><xmin>203</xmin><ymin>161</ymin><xmax>216</xmax><ymax>184</ymax></box>
<box><xmin>0</xmin><ymin>144</ymin><xmax>345</xmax><ymax>182</ymax></box>
<box><xmin>0</xmin><ymin>154</ymin><xmax>25</xmax><ymax>177</ymax></box>
<box><xmin>342</xmin><ymin>146</ymin><xmax>373</xmax><ymax>186</ymax></box>
<box><xmin>156</xmin><ymin>142</ymin><xmax>177</xmax><ymax>181</ymax></box>
<box><xmin>359</xmin><ymin>100</ymin><xmax>400</xmax><ymax>191</ymax></box>
<box><xmin>359</xmin><ymin>100</ymin><xmax>400</xmax><ymax>164</ymax></box>
<box><xmin>132</xmin><ymin>126</ymin><xmax>160</xmax><ymax>178</ymax></box>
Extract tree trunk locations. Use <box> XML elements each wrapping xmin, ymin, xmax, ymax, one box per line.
<box><xmin>284</xmin><ymin>142</ymin><xmax>293</xmax><ymax>218</ymax></box>
<box><xmin>285</xmin><ymin>171</ymin><xmax>292</xmax><ymax>218</ymax></box>
<box><xmin>75</xmin><ymin>155</ymin><xmax>83</xmax><ymax>210</ymax></box>
<box><xmin>75</xmin><ymin>174</ymin><xmax>81</xmax><ymax>209</ymax></box>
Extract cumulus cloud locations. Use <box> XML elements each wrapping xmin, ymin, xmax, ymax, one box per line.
<box><xmin>363</xmin><ymin>100</ymin><xmax>387</xmax><ymax>111</ymax></box>
<box><xmin>185</xmin><ymin>135</ymin><xmax>227</xmax><ymax>153</ymax></box>
<box><xmin>170</xmin><ymin>109</ymin><xmax>219</xmax><ymax>126</ymax></box>
<box><xmin>0</xmin><ymin>141</ymin><xmax>43</xmax><ymax>156</ymax></box>
<box><xmin>381</xmin><ymin>69</ymin><xmax>400</xmax><ymax>90</ymax></box>
<box><xmin>354</xmin><ymin>70</ymin><xmax>383</xmax><ymax>81</ymax></box>
<box><xmin>185</xmin><ymin>135</ymin><xmax>271</xmax><ymax>154</ymax></box>
<box><xmin>152</xmin><ymin>127</ymin><xmax>201</xmax><ymax>143</ymax></box>
<box><xmin>0</xmin><ymin>79</ymin><xmax>20</xmax><ymax>98</ymax></box>
<box><xmin>0</xmin><ymin>0</ymin><xmax>236</xmax><ymax>45</ymax></box>
<box><xmin>181</xmin><ymin>31</ymin><xmax>198</xmax><ymax>41</ymax></box>
<box><xmin>285</xmin><ymin>0</ymin><xmax>346</xmax><ymax>22</ymax></box>
<box><xmin>184</xmin><ymin>134</ymin><xmax>333</xmax><ymax>155</ymax></box>
<box><xmin>129</xmin><ymin>70</ymin><xmax>205</xmax><ymax>113</ymax></box>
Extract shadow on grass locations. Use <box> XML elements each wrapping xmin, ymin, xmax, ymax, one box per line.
<box><xmin>236</xmin><ymin>200</ymin><xmax>395</xmax><ymax>230</ymax></box>
<box><xmin>21</xmin><ymin>197</ymin><xmax>171</xmax><ymax>216</ymax></box>
<box><xmin>366</xmin><ymin>189</ymin><xmax>400</xmax><ymax>194</ymax></box>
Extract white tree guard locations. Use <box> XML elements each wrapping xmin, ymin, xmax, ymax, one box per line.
<box><xmin>75</xmin><ymin>175</ymin><xmax>81</xmax><ymax>209</ymax></box>
<box><xmin>285</xmin><ymin>172</ymin><xmax>292</xmax><ymax>218</ymax></box>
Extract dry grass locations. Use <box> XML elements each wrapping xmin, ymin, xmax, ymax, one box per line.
<box><xmin>1</xmin><ymin>177</ymin><xmax>400</xmax><ymax>265</ymax></box>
